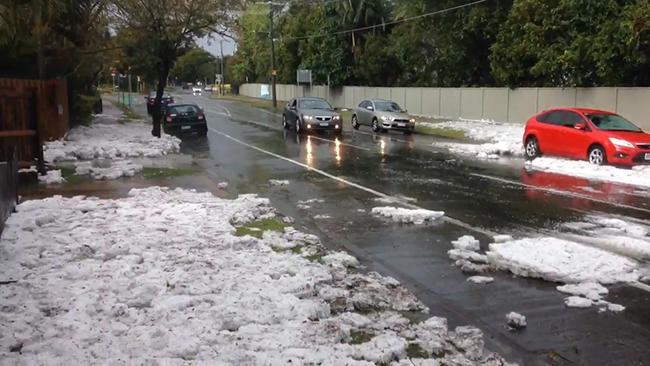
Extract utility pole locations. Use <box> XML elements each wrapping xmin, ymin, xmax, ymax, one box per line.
<box><xmin>220</xmin><ymin>39</ymin><xmax>225</xmax><ymax>96</ymax></box>
<box><xmin>268</xmin><ymin>1</ymin><xmax>277</xmax><ymax>108</ymax></box>
<box><xmin>128</xmin><ymin>67</ymin><xmax>132</xmax><ymax>108</ymax></box>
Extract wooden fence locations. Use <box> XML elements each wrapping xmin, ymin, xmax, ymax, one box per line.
<box><xmin>0</xmin><ymin>148</ymin><xmax>17</xmax><ymax>234</ymax></box>
<box><xmin>0</xmin><ymin>78</ymin><xmax>69</xmax><ymax>169</ymax></box>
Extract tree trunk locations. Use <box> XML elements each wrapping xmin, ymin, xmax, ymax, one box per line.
<box><xmin>151</xmin><ymin>62</ymin><xmax>171</xmax><ymax>138</ymax></box>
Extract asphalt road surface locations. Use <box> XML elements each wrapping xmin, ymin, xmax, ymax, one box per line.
<box><xmin>143</xmin><ymin>92</ymin><xmax>650</xmax><ymax>366</ymax></box>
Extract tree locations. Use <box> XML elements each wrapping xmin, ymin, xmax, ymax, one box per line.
<box><xmin>112</xmin><ymin>0</ymin><xmax>239</xmax><ymax>137</ymax></box>
<box><xmin>490</xmin><ymin>0</ymin><xmax>650</xmax><ymax>87</ymax></box>
<box><xmin>171</xmin><ymin>48</ymin><xmax>217</xmax><ymax>84</ymax></box>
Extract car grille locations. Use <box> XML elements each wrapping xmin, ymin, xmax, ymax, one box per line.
<box><xmin>393</xmin><ymin>118</ymin><xmax>410</xmax><ymax>123</ymax></box>
<box><xmin>637</xmin><ymin>143</ymin><xmax>650</xmax><ymax>150</ymax></box>
<box><xmin>315</xmin><ymin>116</ymin><xmax>332</xmax><ymax>122</ymax></box>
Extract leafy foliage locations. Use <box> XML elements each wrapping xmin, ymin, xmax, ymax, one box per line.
<box><xmin>232</xmin><ymin>0</ymin><xmax>650</xmax><ymax>87</ymax></box>
<box><xmin>171</xmin><ymin>48</ymin><xmax>218</xmax><ymax>84</ymax></box>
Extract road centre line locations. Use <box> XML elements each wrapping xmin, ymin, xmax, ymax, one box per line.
<box><xmin>207</xmin><ymin>126</ymin><xmax>499</xmax><ymax>238</ymax></box>
<box><xmin>470</xmin><ymin>173</ymin><xmax>650</xmax><ymax>215</ymax></box>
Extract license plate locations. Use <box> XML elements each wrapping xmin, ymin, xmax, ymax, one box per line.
<box><xmin>320</xmin><ymin>123</ymin><xmax>328</xmax><ymax>127</ymax></box>
<box><xmin>181</xmin><ymin>125</ymin><xmax>191</xmax><ymax>130</ymax></box>
<box><xmin>646</xmin><ymin>153</ymin><xmax>650</xmax><ymax>160</ymax></box>
<box><xmin>397</xmin><ymin>123</ymin><xmax>406</xmax><ymax>127</ymax></box>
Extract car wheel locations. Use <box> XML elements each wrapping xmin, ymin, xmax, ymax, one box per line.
<box><xmin>351</xmin><ymin>115</ymin><xmax>360</xmax><ymax>130</ymax></box>
<box><xmin>372</xmin><ymin>118</ymin><xmax>381</xmax><ymax>133</ymax></box>
<box><xmin>296</xmin><ymin>119</ymin><xmax>303</xmax><ymax>134</ymax></box>
<box><xmin>282</xmin><ymin>114</ymin><xmax>289</xmax><ymax>129</ymax></box>
<box><xmin>588</xmin><ymin>145</ymin><xmax>606</xmax><ymax>165</ymax></box>
<box><xmin>525</xmin><ymin>137</ymin><xmax>540</xmax><ymax>160</ymax></box>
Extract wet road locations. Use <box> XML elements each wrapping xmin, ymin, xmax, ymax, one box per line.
<box><xmin>169</xmin><ymin>93</ymin><xmax>649</xmax><ymax>365</ymax></box>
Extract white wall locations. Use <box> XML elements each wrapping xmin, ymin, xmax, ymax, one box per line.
<box><xmin>238</xmin><ymin>84</ymin><xmax>650</xmax><ymax>130</ymax></box>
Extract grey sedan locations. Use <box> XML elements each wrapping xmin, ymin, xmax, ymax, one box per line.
<box><xmin>282</xmin><ymin>97</ymin><xmax>342</xmax><ymax>135</ymax></box>
<box><xmin>352</xmin><ymin>99</ymin><xmax>415</xmax><ymax>134</ymax></box>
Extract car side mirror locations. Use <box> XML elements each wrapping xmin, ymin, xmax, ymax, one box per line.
<box><xmin>366</xmin><ymin>106</ymin><xmax>374</xmax><ymax>111</ymax></box>
<box><xmin>574</xmin><ymin>123</ymin><xmax>586</xmax><ymax>130</ymax></box>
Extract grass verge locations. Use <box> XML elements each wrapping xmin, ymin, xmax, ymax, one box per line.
<box><xmin>58</xmin><ymin>166</ymin><xmax>87</xmax><ymax>185</ymax></box>
<box><xmin>234</xmin><ymin>217</ymin><xmax>287</xmax><ymax>239</ymax></box>
<box><xmin>415</xmin><ymin>124</ymin><xmax>467</xmax><ymax>140</ymax></box>
<box><xmin>142</xmin><ymin>167</ymin><xmax>198</xmax><ymax>179</ymax></box>
<box><xmin>111</xmin><ymin>100</ymin><xmax>143</xmax><ymax>122</ymax></box>
<box><xmin>213</xmin><ymin>94</ymin><xmax>284</xmax><ymax>114</ymax></box>
<box><xmin>349</xmin><ymin>330</ymin><xmax>374</xmax><ymax>345</ymax></box>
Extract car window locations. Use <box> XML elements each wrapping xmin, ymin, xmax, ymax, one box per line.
<box><xmin>299</xmin><ymin>99</ymin><xmax>332</xmax><ymax>110</ymax></box>
<box><xmin>375</xmin><ymin>101</ymin><xmax>403</xmax><ymax>112</ymax></box>
<box><xmin>563</xmin><ymin>111</ymin><xmax>584</xmax><ymax>127</ymax></box>
<box><xmin>290</xmin><ymin>99</ymin><xmax>297</xmax><ymax>108</ymax></box>
<box><xmin>537</xmin><ymin>111</ymin><xmax>551</xmax><ymax>122</ymax></box>
<box><xmin>544</xmin><ymin>111</ymin><xmax>573</xmax><ymax>126</ymax></box>
<box><xmin>586</xmin><ymin>113</ymin><xmax>642</xmax><ymax>132</ymax></box>
<box><xmin>359</xmin><ymin>100</ymin><xmax>369</xmax><ymax>109</ymax></box>
<box><xmin>168</xmin><ymin>105</ymin><xmax>199</xmax><ymax>114</ymax></box>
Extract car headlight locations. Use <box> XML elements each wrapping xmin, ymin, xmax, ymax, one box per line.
<box><xmin>302</xmin><ymin>115</ymin><xmax>313</xmax><ymax>122</ymax></box>
<box><xmin>609</xmin><ymin>137</ymin><xmax>634</xmax><ymax>148</ymax></box>
<box><xmin>332</xmin><ymin>115</ymin><xmax>341</xmax><ymax>121</ymax></box>
<box><xmin>380</xmin><ymin>116</ymin><xmax>388</xmax><ymax>121</ymax></box>
<box><xmin>409</xmin><ymin>118</ymin><xmax>416</xmax><ymax>123</ymax></box>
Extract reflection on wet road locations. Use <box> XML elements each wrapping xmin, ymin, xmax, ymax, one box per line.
<box><xmin>177</xmin><ymin>93</ymin><xmax>650</xmax><ymax>366</ymax></box>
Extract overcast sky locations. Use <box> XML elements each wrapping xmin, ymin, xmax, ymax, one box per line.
<box><xmin>198</xmin><ymin>36</ymin><xmax>237</xmax><ymax>57</ymax></box>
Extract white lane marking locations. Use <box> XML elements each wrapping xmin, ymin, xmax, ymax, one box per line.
<box><xmin>207</xmin><ymin>126</ymin><xmax>499</xmax><ymax>237</ymax></box>
<box><xmin>471</xmin><ymin>173</ymin><xmax>650</xmax><ymax>215</ymax></box>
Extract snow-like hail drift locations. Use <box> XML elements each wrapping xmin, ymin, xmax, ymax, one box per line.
<box><xmin>0</xmin><ymin>188</ymin><xmax>512</xmax><ymax>365</ymax></box>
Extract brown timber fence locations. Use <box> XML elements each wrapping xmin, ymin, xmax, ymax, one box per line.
<box><xmin>0</xmin><ymin>78</ymin><xmax>69</xmax><ymax>171</ymax></box>
<box><xmin>0</xmin><ymin>148</ymin><xmax>17</xmax><ymax>234</ymax></box>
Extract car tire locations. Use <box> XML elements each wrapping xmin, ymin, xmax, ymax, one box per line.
<box><xmin>282</xmin><ymin>114</ymin><xmax>289</xmax><ymax>129</ymax></box>
<box><xmin>588</xmin><ymin>145</ymin><xmax>607</xmax><ymax>165</ymax></box>
<box><xmin>352</xmin><ymin>115</ymin><xmax>360</xmax><ymax>130</ymax></box>
<box><xmin>525</xmin><ymin>137</ymin><xmax>540</xmax><ymax>160</ymax></box>
<box><xmin>372</xmin><ymin>118</ymin><xmax>381</xmax><ymax>133</ymax></box>
<box><xmin>296</xmin><ymin>119</ymin><xmax>303</xmax><ymax>134</ymax></box>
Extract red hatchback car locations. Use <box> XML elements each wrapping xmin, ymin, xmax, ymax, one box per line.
<box><xmin>523</xmin><ymin>108</ymin><xmax>650</xmax><ymax>166</ymax></box>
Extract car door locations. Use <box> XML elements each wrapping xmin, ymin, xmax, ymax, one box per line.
<box><xmin>537</xmin><ymin>110</ymin><xmax>565</xmax><ymax>156</ymax></box>
<box><xmin>287</xmin><ymin>99</ymin><xmax>298</xmax><ymax>126</ymax></box>
<box><xmin>356</xmin><ymin>100</ymin><xmax>369</xmax><ymax>125</ymax></box>
<box><xmin>562</xmin><ymin>111</ymin><xmax>593</xmax><ymax>159</ymax></box>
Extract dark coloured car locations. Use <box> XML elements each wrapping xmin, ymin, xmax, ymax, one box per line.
<box><xmin>145</xmin><ymin>92</ymin><xmax>175</xmax><ymax>114</ymax></box>
<box><xmin>163</xmin><ymin>104</ymin><xmax>207</xmax><ymax>136</ymax></box>
<box><xmin>282</xmin><ymin>97</ymin><xmax>342</xmax><ymax>135</ymax></box>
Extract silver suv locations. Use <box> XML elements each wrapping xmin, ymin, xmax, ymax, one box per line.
<box><xmin>352</xmin><ymin>99</ymin><xmax>415</xmax><ymax>134</ymax></box>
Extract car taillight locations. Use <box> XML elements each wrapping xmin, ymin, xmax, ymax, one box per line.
<box><xmin>198</xmin><ymin>113</ymin><xmax>204</xmax><ymax>120</ymax></box>
<box><xmin>170</xmin><ymin>99</ymin><xmax>175</xmax><ymax>104</ymax></box>
<box><xmin>165</xmin><ymin>115</ymin><xmax>172</xmax><ymax>123</ymax></box>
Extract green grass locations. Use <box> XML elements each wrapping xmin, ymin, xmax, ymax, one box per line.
<box><xmin>142</xmin><ymin>167</ymin><xmax>198</xmax><ymax>179</ymax></box>
<box><xmin>415</xmin><ymin>124</ymin><xmax>467</xmax><ymax>139</ymax></box>
<box><xmin>58</xmin><ymin>166</ymin><xmax>87</xmax><ymax>184</ymax></box>
<box><xmin>213</xmin><ymin>94</ymin><xmax>285</xmax><ymax>114</ymax></box>
<box><xmin>349</xmin><ymin>330</ymin><xmax>374</xmax><ymax>345</ymax></box>
<box><xmin>234</xmin><ymin>217</ymin><xmax>287</xmax><ymax>239</ymax></box>
<box><xmin>406</xmin><ymin>343</ymin><xmax>430</xmax><ymax>358</ymax></box>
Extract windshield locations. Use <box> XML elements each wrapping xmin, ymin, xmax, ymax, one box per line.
<box><xmin>586</xmin><ymin>113</ymin><xmax>642</xmax><ymax>132</ymax></box>
<box><xmin>168</xmin><ymin>105</ymin><xmax>199</xmax><ymax>114</ymax></box>
<box><xmin>299</xmin><ymin>99</ymin><xmax>331</xmax><ymax>110</ymax></box>
<box><xmin>375</xmin><ymin>101</ymin><xmax>403</xmax><ymax>112</ymax></box>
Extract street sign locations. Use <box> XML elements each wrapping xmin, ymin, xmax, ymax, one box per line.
<box><xmin>297</xmin><ymin>69</ymin><xmax>312</xmax><ymax>85</ymax></box>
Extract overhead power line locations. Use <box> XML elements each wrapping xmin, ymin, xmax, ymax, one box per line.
<box><xmin>281</xmin><ymin>0</ymin><xmax>489</xmax><ymax>41</ymax></box>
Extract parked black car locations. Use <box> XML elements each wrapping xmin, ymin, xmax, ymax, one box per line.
<box><xmin>282</xmin><ymin>97</ymin><xmax>342</xmax><ymax>135</ymax></box>
<box><xmin>163</xmin><ymin>104</ymin><xmax>207</xmax><ymax>136</ymax></box>
<box><xmin>145</xmin><ymin>92</ymin><xmax>175</xmax><ymax>114</ymax></box>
